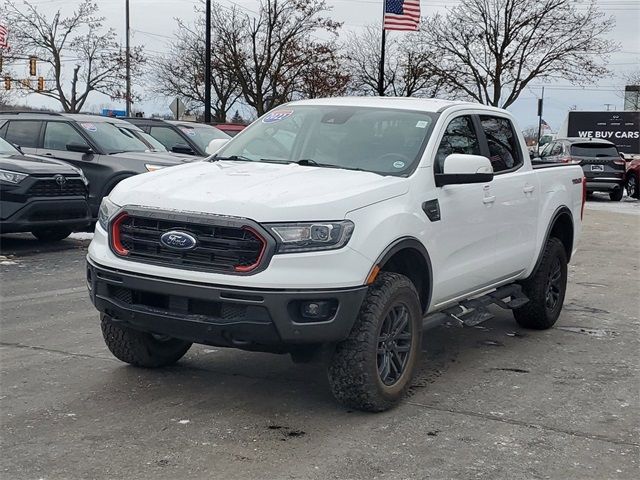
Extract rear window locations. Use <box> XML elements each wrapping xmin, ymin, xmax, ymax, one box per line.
<box><xmin>570</xmin><ymin>144</ymin><xmax>618</xmax><ymax>157</ymax></box>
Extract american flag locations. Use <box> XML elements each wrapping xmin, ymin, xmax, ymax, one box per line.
<box><xmin>0</xmin><ymin>25</ymin><xmax>8</xmax><ymax>49</ymax></box>
<box><xmin>384</xmin><ymin>0</ymin><xmax>421</xmax><ymax>31</ymax></box>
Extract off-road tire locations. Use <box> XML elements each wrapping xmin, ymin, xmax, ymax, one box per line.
<box><xmin>101</xmin><ymin>314</ymin><xmax>192</xmax><ymax>367</ymax></box>
<box><xmin>609</xmin><ymin>188</ymin><xmax>624</xmax><ymax>201</ymax></box>
<box><xmin>514</xmin><ymin>237</ymin><xmax>567</xmax><ymax>330</ymax></box>
<box><xmin>31</xmin><ymin>227</ymin><xmax>72</xmax><ymax>242</ymax></box>
<box><xmin>327</xmin><ymin>272</ymin><xmax>422</xmax><ymax>412</ymax></box>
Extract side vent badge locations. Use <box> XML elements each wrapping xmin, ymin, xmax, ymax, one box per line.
<box><xmin>422</xmin><ymin>199</ymin><xmax>441</xmax><ymax>222</ymax></box>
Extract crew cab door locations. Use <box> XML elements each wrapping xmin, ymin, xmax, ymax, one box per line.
<box><xmin>477</xmin><ymin>115</ymin><xmax>538</xmax><ymax>279</ymax></box>
<box><xmin>428</xmin><ymin>115</ymin><xmax>498</xmax><ymax>305</ymax></box>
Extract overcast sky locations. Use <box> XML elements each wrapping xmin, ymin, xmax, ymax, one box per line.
<box><xmin>6</xmin><ymin>0</ymin><xmax>640</xmax><ymax>130</ymax></box>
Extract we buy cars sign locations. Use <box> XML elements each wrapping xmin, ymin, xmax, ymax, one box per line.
<box><xmin>568</xmin><ymin>111</ymin><xmax>640</xmax><ymax>154</ymax></box>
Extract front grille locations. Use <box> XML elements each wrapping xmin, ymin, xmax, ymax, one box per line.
<box><xmin>114</xmin><ymin>214</ymin><xmax>268</xmax><ymax>274</ymax></box>
<box><xmin>28</xmin><ymin>178</ymin><xmax>87</xmax><ymax>197</ymax></box>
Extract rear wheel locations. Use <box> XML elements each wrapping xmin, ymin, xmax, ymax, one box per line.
<box><xmin>609</xmin><ymin>188</ymin><xmax>624</xmax><ymax>201</ymax></box>
<box><xmin>327</xmin><ymin>272</ymin><xmax>422</xmax><ymax>412</ymax></box>
<box><xmin>626</xmin><ymin>173</ymin><xmax>639</xmax><ymax>199</ymax></box>
<box><xmin>31</xmin><ymin>227</ymin><xmax>72</xmax><ymax>242</ymax></box>
<box><xmin>101</xmin><ymin>314</ymin><xmax>192</xmax><ymax>367</ymax></box>
<box><xmin>514</xmin><ymin>237</ymin><xmax>567</xmax><ymax>330</ymax></box>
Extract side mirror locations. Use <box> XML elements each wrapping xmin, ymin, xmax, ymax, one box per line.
<box><xmin>171</xmin><ymin>143</ymin><xmax>195</xmax><ymax>155</ymax></box>
<box><xmin>66</xmin><ymin>143</ymin><xmax>93</xmax><ymax>154</ymax></box>
<box><xmin>205</xmin><ymin>138</ymin><xmax>229</xmax><ymax>155</ymax></box>
<box><xmin>435</xmin><ymin>154</ymin><xmax>494</xmax><ymax>187</ymax></box>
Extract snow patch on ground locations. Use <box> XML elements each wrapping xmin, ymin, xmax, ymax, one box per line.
<box><xmin>70</xmin><ymin>232</ymin><xmax>95</xmax><ymax>240</ymax></box>
<box><xmin>585</xmin><ymin>195</ymin><xmax>639</xmax><ymax>216</ymax></box>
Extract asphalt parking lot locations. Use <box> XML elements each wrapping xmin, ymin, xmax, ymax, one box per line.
<box><xmin>1</xmin><ymin>198</ymin><xmax>638</xmax><ymax>480</ymax></box>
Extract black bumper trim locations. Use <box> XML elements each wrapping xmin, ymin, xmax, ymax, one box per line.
<box><xmin>87</xmin><ymin>259</ymin><xmax>367</xmax><ymax>350</ymax></box>
<box><xmin>1</xmin><ymin>198</ymin><xmax>92</xmax><ymax>233</ymax></box>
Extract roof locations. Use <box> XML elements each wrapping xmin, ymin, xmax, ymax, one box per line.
<box><xmin>556</xmin><ymin>137</ymin><xmax>616</xmax><ymax>145</ymax></box>
<box><xmin>287</xmin><ymin>96</ymin><xmax>497</xmax><ymax>114</ymax></box>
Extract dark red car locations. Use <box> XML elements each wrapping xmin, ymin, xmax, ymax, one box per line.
<box><xmin>212</xmin><ymin>123</ymin><xmax>246</xmax><ymax>137</ymax></box>
<box><xmin>625</xmin><ymin>156</ymin><xmax>640</xmax><ymax>199</ymax></box>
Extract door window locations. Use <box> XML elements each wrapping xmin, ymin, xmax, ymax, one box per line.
<box><xmin>435</xmin><ymin>116</ymin><xmax>481</xmax><ymax>173</ymax></box>
<box><xmin>150</xmin><ymin>126</ymin><xmax>188</xmax><ymax>150</ymax></box>
<box><xmin>4</xmin><ymin>121</ymin><xmax>42</xmax><ymax>148</ymax></box>
<box><xmin>44</xmin><ymin>122</ymin><xmax>89</xmax><ymax>150</ymax></box>
<box><xmin>479</xmin><ymin>116</ymin><xmax>523</xmax><ymax>173</ymax></box>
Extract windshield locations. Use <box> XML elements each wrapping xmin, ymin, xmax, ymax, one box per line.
<box><xmin>215</xmin><ymin>106</ymin><xmax>437</xmax><ymax>176</ymax></box>
<box><xmin>173</xmin><ymin>124</ymin><xmax>230</xmax><ymax>152</ymax></box>
<box><xmin>120</xmin><ymin>127</ymin><xmax>168</xmax><ymax>152</ymax></box>
<box><xmin>0</xmin><ymin>136</ymin><xmax>20</xmax><ymax>155</ymax></box>
<box><xmin>76</xmin><ymin>121</ymin><xmax>150</xmax><ymax>154</ymax></box>
<box><xmin>571</xmin><ymin>144</ymin><xmax>619</xmax><ymax>157</ymax></box>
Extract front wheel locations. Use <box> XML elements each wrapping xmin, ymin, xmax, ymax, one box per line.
<box><xmin>514</xmin><ymin>237</ymin><xmax>568</xmax><ymax>330</ymax></box>
<box><xmin>31</xmin><ymin>227</ymin><xmax>72</xmax><ymax>242</ymax></box>
<box><xmin>626</xmin><ymin>173</ymin><xmax>639</xmax><ymax>199</ymax></box>
<box><xmin>101</xmin><ymin>314</ymin><xmax>192</xmax><ymax>367</ymax></box>
<box><xmin>327</xmin><ymin>272</ymin><xmax>422</xmax><ymax>412</ymax></box>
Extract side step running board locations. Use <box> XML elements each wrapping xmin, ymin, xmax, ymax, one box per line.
<box><xmin>423</xmin><ymin>284</ymin><xmax>529</xmax><ymax>330</ymax></box>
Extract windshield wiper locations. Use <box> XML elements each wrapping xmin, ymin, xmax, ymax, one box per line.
<box><xmin>295</xmin><ymin>159</ymin><xmax>383</xmax><ymax>175</ymax></box>
<box><xmin>210</xmin><ymin>155</ymin><xmax>253</xmax><ymax>162</ymax></box>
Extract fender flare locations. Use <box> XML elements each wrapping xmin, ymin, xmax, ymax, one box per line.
<box><xmin>531</xmin><ymin>205</ymin><xmax>574</xmax><ymax>275</ymax></box>
<box><xmin>374</xmin><ymin>236</ymin><xmax>434</xmax><ymax>313</ymax></box>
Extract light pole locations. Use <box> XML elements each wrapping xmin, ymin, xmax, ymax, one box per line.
<box><xmin>204</xmin><ymin>0</ymin><xmax>212</xmax><ymax>123</ymax></box>
<box><xmin>125</xmin><ymin>0</ymin><xmax>131</xmax><ymax>116</ymax></box>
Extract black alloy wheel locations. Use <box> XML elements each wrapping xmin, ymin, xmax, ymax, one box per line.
<box><xmin>377</xmin><ymin>304</ymin><xmax>413</xmax><ymax>386</ymax></box>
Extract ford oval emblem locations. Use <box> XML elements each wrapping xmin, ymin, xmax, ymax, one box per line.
<box><xmin>160</xmin><ymin>231</ymin><xmax>198</xmax><ymax>250</ymax></box>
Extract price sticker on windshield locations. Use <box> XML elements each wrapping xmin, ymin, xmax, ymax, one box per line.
<box><xmin>81</xmin><ymin>123</ymin><xmax>97</xmax><ymax>132</ymax></box>
<box><xmin>262</xmin><ymin>110</ymin><xmax>293</xmax><ymax>124</ymax></box>
<box><xmin>179</xmin><ymin>127</ymin><xmax>197</xmax><ymax>137</ymax></box>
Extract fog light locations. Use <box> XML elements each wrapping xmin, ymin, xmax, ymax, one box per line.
<box><xmin>300</xmin><ymin>300</ymin><xmax>336</xmax><ymax>321</ymax></box>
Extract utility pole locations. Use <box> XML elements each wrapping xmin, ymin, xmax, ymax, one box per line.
<box><xmin>204</xmin><ymin>0</ymin><xmax>212</xmax><ymax>123</ymax></box>
<box><xmin>125</xmin><ymin>0</ymin><xmax>131</xmax><ymax>116</ymax></box>
<box><xmin>536</xmin><ymin>86</ymin><xmax>545</xmax><ymax>156</ymax></box>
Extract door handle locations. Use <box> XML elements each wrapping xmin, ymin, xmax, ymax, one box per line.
<box><xmin>483</xmin><ymin>195</ymin><xmax>496</xmax><ymax>204</ymax></box>
<box><xmin>523</xmin><ymin>184</ymin><xmax>535</xmax><ymax>193</ymax></box>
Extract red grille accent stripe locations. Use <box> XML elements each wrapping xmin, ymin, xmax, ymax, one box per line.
<box><xmin>234</xmin><ymin>226</ymin><xmax>267</xmax><ymax>273</ymax></box>
<box><xmin>111</xmin><ymin>212</ymin><xmax>130</xmax><ymax>256</ymax></box>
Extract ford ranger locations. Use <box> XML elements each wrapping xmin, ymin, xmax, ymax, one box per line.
<box><xmin>87</xmin><ymin>98</ymin><xmax>585</xmax><ymax>412</ymax></box>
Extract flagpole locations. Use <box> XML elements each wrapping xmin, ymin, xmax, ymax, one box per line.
<box><xmin>377</xmin><ymin>0</ymin><xmax>386</xmax><ymax>96</ymax></box>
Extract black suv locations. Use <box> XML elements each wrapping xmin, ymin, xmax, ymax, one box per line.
<box><xmin>537</xmin><ymin>138</ymin><xmax>626</xmax><ymax>201</ymax></box>
<box><xmin>124</xmin><ymin>118</ymin><xmax>229</xmax><ymax>156</ymax></box>
<box><xmin>0</xmin><ymin>136</ymin><xmax>91</xmax><ymax>241</ymax></box>
<box><xmin>0</xmin><ymin>112</ymin><xmax>195</xmax><ymax>218</ymax></box>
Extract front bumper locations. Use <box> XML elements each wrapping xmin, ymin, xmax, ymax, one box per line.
<box><xmin>87</xmin><ymin>258</ymin><xmax>368</xmax><ymax>351</ymax></box>
<box><xmin>1</xmin><ymin>198</ymin><xmax>92</xmax><ymax>233</ymax></box>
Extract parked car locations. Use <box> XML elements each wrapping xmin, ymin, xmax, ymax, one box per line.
<box><xmin>625</xmin><ymin>156</ymin><xmax>640</xmax><ymax>199</ymax></box>
<box><xmin>212</xmin><ymin>123</ymin><xmax>246</xmax><ymax>137</ymax></box>
<box><xmin>0</xmin><ymin>112</ymin><xmax>195</xmax><ymax>218</ymax></box>
<box><xmin>124</xmin><ymin>118</ymin><xmax>230</xmax><ymax>156</ymax></box>
<box><xmin>0</xmin><ymin>136</ymin><xmax>91</xmax><ymax>241</ymax></box>
<box><xmin>88</xmin><ymin>97</ymin><xmax>585</xmax><ymax>411</ymax></box>
<box><xmin>536</xmin><ymin>138</ymin><xmax>626</xmax><ymax>201</ymax></box>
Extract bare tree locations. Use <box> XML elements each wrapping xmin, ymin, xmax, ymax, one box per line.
<box><xmin>345</xmin><ymin>25</ymin><xmax>447</xmax><ymax>98</ymax></box>
<box><xmin>151</xmin><ymin>13</ymin><xmax>241</xmax><ymax>123</ymax></box>
<box><xmin>213</xmin><ymin>0</ymin><xmax>341</xmax><ymax>116</ymax></box>
<box><xmin>295</xmin><ymin>42</ymin><xmax>350</xmax><ymax>99</ymax></box>
<box><xmin>3</xmin><ymin>0</ymin><xmax>145</xmax><ymax>113</ymax></box>
<box><xmin>418</xmin><ymin>0</ymin><xmax>617</xmax><ymax>108</ymax></box>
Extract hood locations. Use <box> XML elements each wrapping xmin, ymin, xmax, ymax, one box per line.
<box><xmin>110</xmin><ymin>150</ymin><xmax>195</xmax><ymax>165</ymax></box>
<box><xmin>109</xmin><ymin>160</ymin><xmax>409</xmax><ymax>222</ymax></box>
<box><xmin>0</xmin><ymin>153</ymin><xmax>83</xmax><ymax>175</ymax></box>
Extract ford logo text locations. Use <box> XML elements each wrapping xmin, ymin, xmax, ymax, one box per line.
<box><xmin>160</xmin><ymin>231</ymin><xmax>198</xmax><ymax>250</ymax></box>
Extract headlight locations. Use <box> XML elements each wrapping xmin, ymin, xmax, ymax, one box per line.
<box><xmin>266</xmin><ymin>220</ymin><xmax>354</xmax><ymax>253</ymax></box>
<box><xmin>98</xmin><ymin>197</ymin><xmax>121</xmax><ymax>231</ymax></box>
<box><xmin>145</xmin><ymin>164</ymin><xmax>166</xmax><ymax>172</ymax></box>
<box><xmin>0</xmin><ymin>169</ymin><xmax>28</xmax><ymax>184</ymax></box>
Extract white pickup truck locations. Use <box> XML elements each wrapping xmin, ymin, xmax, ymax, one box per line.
<box><xmin>87</xmin><ymin>98</ymin><xmax>585</xmax><ymax>411</ymax></box>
